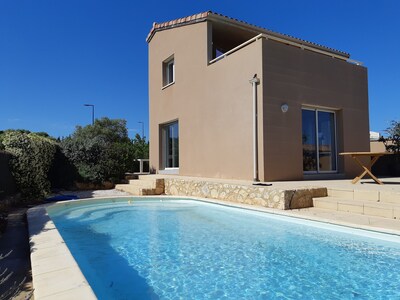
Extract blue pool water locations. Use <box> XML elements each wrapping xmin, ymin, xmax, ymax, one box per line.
<box><xmin>48</xmin><ymin>198</ymin><xmax>400</xmax><ymax>299</ymax></box>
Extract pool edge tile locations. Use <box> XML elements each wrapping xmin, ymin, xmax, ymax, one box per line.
<box><xmin>27</xmin><ymin>204</ymin><xmax>97</xmax><ymax>300</ymax></box>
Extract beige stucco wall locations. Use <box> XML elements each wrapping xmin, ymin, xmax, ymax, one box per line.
<box><xmin>370</xmin><ymin>141</ymin><xmax>386</xmax><ymax>152</ymax></box>
<box><xmin>149</xmin><ymin>21</ymin><xmax>264</xmax><ymax>180</ymax></box>
<box><xmin>261</xmin><ymin>39</ymin><xmax>369</xmax><ymax>180</ymax></box>
<box><xmin>149</xmin><ymin>21</ymin><xmax>370</xmax><ymax>181</ymax></box>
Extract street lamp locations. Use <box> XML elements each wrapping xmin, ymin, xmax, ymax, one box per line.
<box><xmin>84</xmin><ymin>104</ymin><xmax>95</xmax><ymax>125</ymax></box>
<box><xmin>138</xmin><ymin>121</ymin><xmax>144</xmax><ymax>138</ymax></box>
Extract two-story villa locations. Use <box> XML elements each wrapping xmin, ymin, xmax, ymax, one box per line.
<box><xmin>147</xmin><ymin>11</ymin><xmax>369</xmax><ymax>182</ymax></box>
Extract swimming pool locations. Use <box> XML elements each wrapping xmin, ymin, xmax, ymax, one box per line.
<box><xmin>47</xmin><ymin>198</ymin><xmax>400</xmax><ymax>299</ymax></box>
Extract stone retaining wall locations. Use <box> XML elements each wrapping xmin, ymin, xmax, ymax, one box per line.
<box><xmin>164</xmin><ymin>178</ymin><xmax>327</xmax><ymax>209</ymax></box>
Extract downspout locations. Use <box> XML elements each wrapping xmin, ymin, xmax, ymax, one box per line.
<box><xmin>249</xmin><ymin>74</ymin><xmax>260</xmax><ymax>182</ymax></box>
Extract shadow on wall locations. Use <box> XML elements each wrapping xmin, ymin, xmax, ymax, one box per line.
<box><xmin>0</xmin><ymin>151</ymin><xmax>17</xmax><ymax>199</ymax></box>
<box><xmin>372</xmin><ymin>154</ymin><xmax>400</xmax><ymax>177</ymax></box>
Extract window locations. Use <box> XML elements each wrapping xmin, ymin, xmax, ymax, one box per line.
<box><xmin>161</xmin><ymin>121</ymin><xmax>179</xmax><ymax>169</ymax></box>
<box><xmin>302</xmin><ymin>108</ymin><xmax>337</xmax><ymax>173</ymax></box>
<box><xmin>163</xmin><ymin>56</ymin><xmax>174</xmax><ymax>87</ymax></box>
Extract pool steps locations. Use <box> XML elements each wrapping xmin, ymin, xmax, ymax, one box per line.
<box><xmin>313</xmin><ymin>188</ymin><xmax>400</xmax><ymax>220</ymax></box>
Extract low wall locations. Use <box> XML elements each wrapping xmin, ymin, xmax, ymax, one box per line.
<box><xmin>164</xmin><ymin>178</ymin><xmax>326</xmax><ymax>209</ymax></box>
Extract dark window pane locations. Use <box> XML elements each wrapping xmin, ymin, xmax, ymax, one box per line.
<box><xmin>318</xmin><ymin>111</ymin><xmax>336</xmax><ymax>171</ymax></box>
<box><xmin>302</xmin><ymin>110</ymin><xmax>317</xmax><ymax>172</ymax></box>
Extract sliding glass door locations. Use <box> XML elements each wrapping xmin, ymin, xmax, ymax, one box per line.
<box><xmin>161</xmin><ymin>121</ymin><xmax>179</xmax><ymax>169</ymax></box>
<box><xmin>302</xmin><ymin>108</ymin><xmax>337</xmax><ymax>173</ymax></box>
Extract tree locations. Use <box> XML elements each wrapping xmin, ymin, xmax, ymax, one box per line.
<box><xmin>132</xmin><ymin>134</ymin><xmax>149</xmax><ymax>159</ymax></box>
<box><xmin>379</xmin><ymin>120</ymin><xmax>400</xmax><ymax>154</ymax></box>
<box><xmin>61</xmin><ymin>117</ymin><xmax>136</xmax><ymax>183</ymax></box>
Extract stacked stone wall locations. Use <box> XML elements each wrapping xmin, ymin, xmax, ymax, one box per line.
<box><xmin>164</xmin><ymin>178</ymin><xmax>326</xmax><ymax>209</ymax></box>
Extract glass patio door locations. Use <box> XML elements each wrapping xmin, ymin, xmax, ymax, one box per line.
<box><xmin>161</xmin><ymin>121</ymin><xmax>179</xmax><ymax>169</ymax></box>
<box><xmin>302</xmin><ymin>109</ymin><xmax>337</xmax><ymax>173</ymax></box>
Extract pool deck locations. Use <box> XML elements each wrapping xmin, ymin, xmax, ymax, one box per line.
<box><xmin>28</xmin><ymin>178</ymin><xmax>400</xmax><ymax>299</ymax></box>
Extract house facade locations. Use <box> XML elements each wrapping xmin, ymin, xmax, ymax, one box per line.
<box><xmin>147</xmin><ymin>11</ymin><xmax>369</xmax><ymax>182</ymax></box>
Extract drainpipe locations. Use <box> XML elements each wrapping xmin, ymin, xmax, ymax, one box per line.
<box><xmin>249</xmin><ymin>74</ymin><xmax>260</xmax><ymax>182</ymax></box>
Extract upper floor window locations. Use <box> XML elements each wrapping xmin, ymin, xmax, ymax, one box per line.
<box><xmin>163</xmin><ymin>56</ymin><xmax>175</xmax><ymax>87</ymax></box>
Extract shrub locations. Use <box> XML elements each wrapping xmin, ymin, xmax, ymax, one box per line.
<box><xmin>61</xmin><ymin>118</ymin><xmax>138</xmax><ymax>184</ymax></box>
<box><xmin>131</xmin><ymin>133</ymin><xmax>149</xmax><ymax>159</ymax></box>
<box><xmin>379</xmin><ymin>120</ymin><xmax>400</xmax><ymax>154</ymax></box>
<box><xmin>2</xmin><ymin>131</ymin><xmax>57</xmax><ymax>200</ymax></box>
<box><xmin>48</xmin><ymin>146</ymin><xmax>80</xmax><ymax>189</ymax></box>
<box><xmin>378</xmin><ymin>120</ymin><xmax>400</xmax><ymax>176</ymax></box>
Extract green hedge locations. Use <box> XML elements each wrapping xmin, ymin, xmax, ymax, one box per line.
<box><xmin>2</xmin><ymin>131</ymin><xmax>57</xmax><ymax>200</ymax></box>
<box><xmin>61</xmin><ymin>118</ymin><xmax>138</xmax><ymax>184</ymax></box>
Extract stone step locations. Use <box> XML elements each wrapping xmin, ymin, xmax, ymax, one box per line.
<box><xmin>380</xmin><ymin>191</ymin><xmax>400</xmax><ymax>204</ymax></box>
<box><xmin>313</xmin><ymin>197</ymin><xmax>400</xmax><ymax>220</ymax></box>
<box><xmin>115</xmin><ymin>184</ymin><xmax>164</xmax><ymax>196</ymax></box>
<box><xmin>127</xmin><ymin>180</ymin><xmax>157</xmax><ymax>188</ymax></box>
<box><xmin>138</xmin><ymin>175</ymin><xmax>164</xmax><ymax>181</ymax></box>
<box><xmin>115</xmin><ymin>177</ymin><xmax>164</xmax><ymax>196</ymax></box>
<box><xmin>327</xmin><ymin>188</ymin><xmax>400</xmax><ymax>204</ymax></box>
<box><xmin>115</xmin><ymin>184</ymin><xmax>140</xmax><ymax>195</ymax></box>
<box><xmin>128</xmin><ymin>178</ymin><xmax>164</xmax><ymax>188</ymax></box>
<box><xmin>125</xmin><ymin>173</ymin><xmax>139</xmax><ymax>180</ymax></box>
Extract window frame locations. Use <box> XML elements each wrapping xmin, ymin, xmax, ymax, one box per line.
<box><xmin>302</xmin><ymin>107</ymin><xmax>338</xmax><ymax>174</ymax></box>
<box><xmin>162</xmin><ymin>55</ymin><xmax>175</xmax><ymax>88</ymax></box>
<box><xmin>160</xmin><ymin>120</ymin><xmax>179</xmax><ymax>170</ymax></box>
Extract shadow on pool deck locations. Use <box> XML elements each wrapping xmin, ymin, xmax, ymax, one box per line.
<box><xmin>0</xmin><ymin>207</ymin><xmax>34</xmax><ymax>299</ymax></box>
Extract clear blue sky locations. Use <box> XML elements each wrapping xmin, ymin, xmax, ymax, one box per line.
<box><xmin>1</xmin><ymin>0</ymin><xmax>399</xmax><ymax>138</ymax></box>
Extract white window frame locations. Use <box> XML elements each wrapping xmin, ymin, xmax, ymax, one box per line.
<box><xmin>160</xmin><ymin>120</ymin><xmax>179</xmax><ymax>170</ymax></box>
<box><xmin>162</xmin><ymin>56</ymin><xmax>175</xmax><ymax>88</ymax></box>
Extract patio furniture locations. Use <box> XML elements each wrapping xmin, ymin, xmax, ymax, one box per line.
<box><xmin>339</xmin><ymin>152</ymin><xmax>389</xmax><ymax>185</ymax></box>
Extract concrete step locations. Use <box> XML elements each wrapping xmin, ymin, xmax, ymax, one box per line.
<box><xmin>115</xmin><ymin>184</ymin><xmax>164</xmax><ymax>196</ymax></box>
<box><xmin>138</xmin><ymin>175</ymin><xmax>164</xmax><ymax>181</ymax></box>
<box><xmin>128</xmin><ymin>178</ymin><xmax>164</xmax><ymax>189</ymax></box>
<box><xmin>127</xmin><ymin>180</ymin><xmax>156</xmax><ymax>188</ymax></box>
<box><xmin>288</xmin><ymin>207</ymin><xmax>400</xmax><ymax>233</ymax></box>
<box><xmin>125</xmin><ymin>173</ymin><xmax>139</xmax><ymax>180</ymax></box>
<box><xmin>115</xmin><ymin>177</ymin><xmax>164</xmax><ymax>196</ymax></box>
<box><xmin>380</xmin><ymin>191</ymin><xmax>400</xmax><ymax>204</ymax></box>
<box><xmin>313</xmin><ymin>196</ymin><xmax>400</xmax><ymax>220</ymax></box>
<box><xmin>327</xmin><ymin>188</ymin><xmax>400</xmax><ymax>204</ymax></box>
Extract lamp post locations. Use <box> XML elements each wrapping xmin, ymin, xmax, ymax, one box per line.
<box><xmin>138</xmin><ymin>121</ymin><xmax>144</xmax><ymax>138</ymax></box>
<box><xmin>84</xmin><ymin>104</ymin><xmax>95</xmax><ymax>125</ymax></box>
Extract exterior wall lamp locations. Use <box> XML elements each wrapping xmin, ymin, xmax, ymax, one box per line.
<box><xmin>281</xmin><ymin>103</ymin><xmax>289</xmax><ymax>113</ymax></box>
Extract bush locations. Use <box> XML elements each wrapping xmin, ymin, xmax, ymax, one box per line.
<box><xmin>48</xmin><ymin>147</ymin><xmax>80</xmax><ymax>189</ymax></box>
<box><xmin>2</xmin><ymin>131</ymin><xmax>57</xmax><ymax>200</ymax></box>
<box><xmin>61</xmin><ymin>118</ymin><xmax>138</xmax><ymax>184</ymax></box>
<box><xmin>379</xmin><ymin>120</ymin><xmax>400</xmax><ymax>154</ymax></box>
<box><xmin>378</xmin><ymin>120</ymin><xmax>400</xmax><ymax>176</ymax></box>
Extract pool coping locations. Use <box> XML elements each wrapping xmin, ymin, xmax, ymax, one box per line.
<box><xmin>28</xmin><ymin>203</ymin><xmax>97</xmax><ymax>299</ymax></box>
<box><xmin>28</xmin><ymin>195</ymin><xmax>400</xmax><ymax>299</ymax></box>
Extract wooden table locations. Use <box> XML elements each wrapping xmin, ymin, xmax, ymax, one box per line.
<box><xmin>339</xmin><ymin>152</ymin><xmax>389</xmax><ymax>185</ymax></box>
